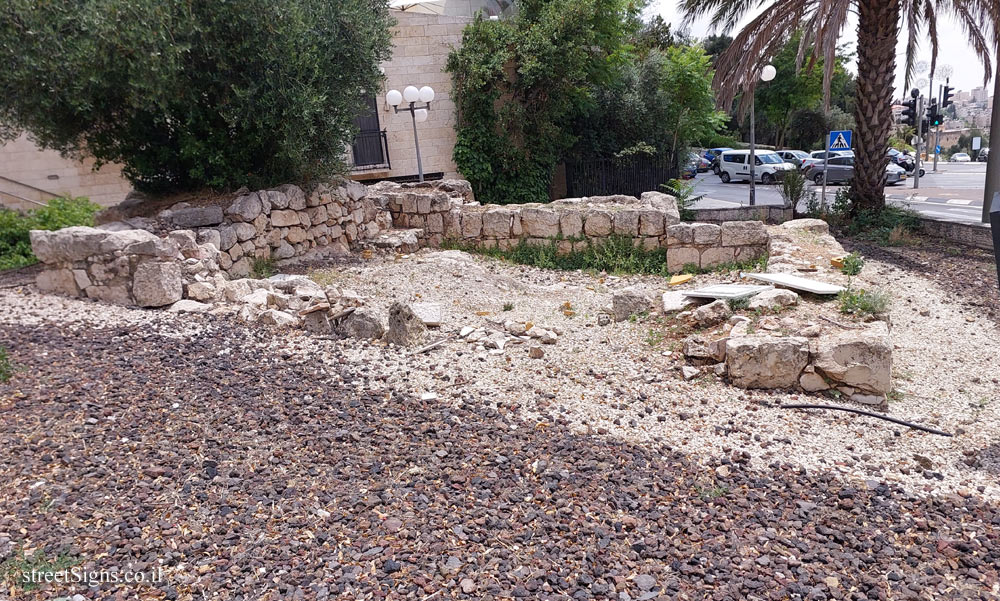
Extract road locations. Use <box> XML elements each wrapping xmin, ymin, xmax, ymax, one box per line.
<box><xmin>689</xmin><ymin>162</ymin><xmax>989</xmax><ymax>225</ymax></box>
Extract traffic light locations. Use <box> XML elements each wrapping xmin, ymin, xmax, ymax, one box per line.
<box><xmin>927</xmin><ymin>99</ymin><xmax>942</xmax><ymax>127</ymax></box>
<box><xmin>901</xmin><ymin>97</ymin><xmax>919</xmax><ymax>126</ymax></box>
<box><xmin>921</xmin><ymin>117</ymin><xmax>929</xmax><ymax>133</ymax></box>
<box><xmin>942</xmin><ymin>80</ymin><xmax>954</xmax><ymax>108</ymax></box>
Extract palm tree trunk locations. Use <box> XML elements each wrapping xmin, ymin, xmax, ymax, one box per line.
<box><xmin>851</xmin><ymin>0</ymin><xmax>900</xmax><ymax>214</ymax></box>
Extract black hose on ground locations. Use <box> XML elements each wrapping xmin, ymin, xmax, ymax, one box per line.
<box><xmin>780</xmin><ymin>403</ymin><xmax>954</xmax><ymax>437</ymax></box>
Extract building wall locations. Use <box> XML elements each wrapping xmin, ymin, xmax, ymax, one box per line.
<box><xmin>0</xmin><ymin>133</ymin><xmax>132</xmax><ymax>210</ymax></box>
<box><xmin>358</xmin><ymin>10</ymin><xmax>476</xmax><ymax>182</ymax></box>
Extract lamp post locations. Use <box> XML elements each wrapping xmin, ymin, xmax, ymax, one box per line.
<box><xmin>386</xmin><ymin>85</ymin><xmax>435</xmax><ymax>182</ymax></box>
<box><xmin>749</xmin><ymin>64</ymin><xmax>776</xmax><ymax>206</ymax></box>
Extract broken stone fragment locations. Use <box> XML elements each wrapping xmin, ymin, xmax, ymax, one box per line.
<box><xmin>747</xmin><ymin>288</ymin><xmax>799</xmax><ymax>310</ymax></box>
<box><xmin>132</xmin><ymin>261</ymin><xmax>183</xmax><ymax>307</ymax></box>
<box><xmin>385</xmin><ymin>302</ymin><xmax>427</xmax><ymax>347</ymax></box>
<box><xmin>691</xmin><ymin>299</ymin><xmax>731</xmax><ymax>327</ymax></box>
<box><xmin>338</xmin><ymin>310</ymin><xmax>385</xmax><ymax>340</ymax></box>
<box><xmin>612</xmin><ymin>287</ymin><xmax>654</xmax><ymax>322</ymax></box>
<box><xmin>411</xmin><ymin>302</ymin><xmax>443</xmax><ymax>327</ymax></box>
<box><xmin>725</xmin><ymin>336</ymin><xmax>809</xmax><ymax>389</ymax></box>
<box><xmin>257</xmin><ymin>309</ymin><xmax>298</xmax><ymax>328</ymax></box>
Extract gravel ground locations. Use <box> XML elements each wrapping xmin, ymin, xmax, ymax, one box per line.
<box><xmin>1</xmin><ymin>234</ymin><xmax>999</xmax><ymax>600</ymax></box>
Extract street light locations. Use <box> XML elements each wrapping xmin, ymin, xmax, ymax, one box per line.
<box><xmin>386</xmin><ymin>85</ymin><xmax>436</xmax><ymax>182</ymax></box>
<box><xmin>749</xmin><ymin>64</ymin><xmax>776</xmax><ymax>206</ymax></box>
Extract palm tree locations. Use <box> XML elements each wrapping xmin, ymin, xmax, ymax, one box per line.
<box><xmin>680</xmin><ymin>0</ymin><xmax>999</xmax><ymax>213</ymax></box>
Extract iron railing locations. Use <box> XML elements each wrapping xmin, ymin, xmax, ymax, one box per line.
<box><xmin>565</xmin><ymin>153</ymin><xmax>678</xmax><ymax>198</ymax></box>
<box><xmin>350</xmin><ymin>130</ymin><xmax>391</xmax><ymax>172</ymax></box>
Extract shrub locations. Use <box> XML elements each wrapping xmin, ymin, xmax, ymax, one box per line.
<box><xmin>778</xmin><ymin>169</ymin><xmax>807</xmax><ymax>210</ymax></box>
<box><xmin>0</xmin><ymin>197</ymin><xmax>99</xmax><ymax>270</ymax></box>
<box><xmin>251</xmin><ymin>258</ymin><xmax>276</xmax><ymax>280</ymax></box>
<box><xmin>0</xmin><ymin>0</ymin><xmax>393</xmax><ymax>193</ymax></box>
<box><xmin>838</xmin><ymin>286</ymin><xmax>890</xmax><ymax>317</ymax></box>
<box><xmin>661</xmin><ymin>179</ymin><xmax>701</xmax><ymax>222</ymax></box>
<box><xmin>0</xmin><ymin>347</ymin><xmax>13</xmax><ymax>383</ymax></box>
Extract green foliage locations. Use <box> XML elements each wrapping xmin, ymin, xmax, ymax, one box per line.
<box><xmin>661</xmin><ymin>178</ymin><xmax>701</xmax><ymax>221</ymax></box>
<box><xmin>727</xmin><ymin>297</ymin><xmax>750</xmax><ymax>311</ymax></box>
<box><xmin>778</xmin><ymin>169</ymin><xmax>807</xmax><ymax>210</ymax></box>
<box><xmin>0</xmin><ymin>197</ymin><xmax>100</xmax><ymax>270</ymax></box>
<box><xmin>838</xmin><ymin>286</ymin><xmax>890</xmax><ymax>318</ymax></box>
<box><xmin>840</xmin><ymin>252</ymin><xmax>864</xmax><ymax>276</ymax></box>
<box><xmin>0</xmin><ymin>546</ymin><xmax>80</xmax><ymax>591</ymax></box>
<box><xmin>0</xmin><ymin>0</ymin><xmax>393</xmax><ymax>193</ymax></box>
<box><xmin>251</xmin><ymin>258</ymin><xmax>276</xmax><ymax>280</ymax></box>
<box><xmin>448</xmin><ymin>2</ymin><xmax>637</xmax><ymax>204</ymax></box>
<box><xmin>0</xmin><ymin>347</ymin><xmax>13</xmax><ymax>384</ymax></box>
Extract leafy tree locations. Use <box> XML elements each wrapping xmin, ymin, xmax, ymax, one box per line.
<box><xmin>447</xmin><ymin>0</ymin><xmax>639</xmax><ymax>204</ymax></box>
<box><xmin>632</xmin><ymin>15</ymin><xmax>691</xmax><ymax>55</ymax></box>
<box><xmin>680</xmin><ymin>0</ymin><xmax>1000</xmax><ymax>215</ymax></box>
<box><xmin>702</xmin><ymin>34</ymin><xmax>733</xmax><ymax>66</ymax></box>
<box><xmin>0</xmin><ymin>0</ymin><xmax>393</xmax><ymax>193</ymax></box>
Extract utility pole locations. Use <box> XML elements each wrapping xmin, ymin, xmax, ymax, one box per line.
<box><xmin>983</xmin><ymin>70</ymin><xmax>1000</xmax><ymax>224</ymax></box>
<box><xmin>914</xmin><ymin>95</ymin><xmax>924</xmax><ymax>190</ymax></box>
<box><xmin>933</xmin><ymin>84</ymin><xmax>941</xmax><ymax>172</ymax></box>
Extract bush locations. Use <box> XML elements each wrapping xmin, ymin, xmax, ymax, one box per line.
<box><xmin>778</xmin><ymin>169</ymin><xmax>807</xmax><ymax>210</ymax></box>
<box><xmin>0</xmin><ymin>0</ymin><xmax>393</xmax><ymax>193</ymax></box>
<box><xmin>0</xmin><ymin>197</ymin><xmax>100</xmax><ymax>270</ymax></box>
<box><xmin>661</xmin><ymin>179</ymin><xmax>701</xmax><ymax>221</ymax></box>
<box><xmin>838</xmin><ymin>286</ymin><xmax>890</xmax><ymax>317</ymax></box>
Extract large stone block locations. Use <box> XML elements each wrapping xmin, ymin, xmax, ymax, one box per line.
<box><xmin>699</xmin><ymin>246</ymin><xmax>735</xmax><ymax>268</ymax></box>
<box><xmin>168</xmin><ymin>205</ymin><xmax>224</xmax><ymax>229</ymax></box>
<box><xmin>36</xmin><ymin>268</ymin><xmax>80</xmax><ymax>296</ymax></box>
<box><xmin>666</xmin><ymin>246</ymin><xmax>699</xmax><ymax>272</ymax></box>
<box><xmin>639</xmin><ymin>191</ymin><xmax>680</xmax><ymax>225</ymax></box>
<box><xmin>31</xmin><ymin>227</ymin><xmax>121</xmax><ymax>263</ymax></box>
<box><xmin>638</xmin><ymin>210</ymin><xmax>665</xmax><ymax>236</ymax></box>
<box><xmin>218</xmin><ymin>225</ymin><xmax>238</xmax><ymax>251</ymax></box>
<box><xmin>385</xmin><ymin>302</ymin><xmax>427</xmax><ymax>347</ymax></box>
<box><xmin>234</xmin><ymin>222</ymin><xmax>257</xmax><ymax>242</ymax></box>
<box><xmin>721</xmin><ymin>221</ymin><xmax>768</xmax><ymax>247</ymax></box>
<box><xmin>665</xmin><ymin>224</ymin><xmax>693</xmax><ymax>245</ymax></box>
<box><xmin>461</xmin><ymin>212</ymin><xmax>483</xmax><ymax>238</ymax></box>
<box><xmin>583</xmin><ymin>210</ymin><xmax>612</xmax><ymax>237</ymax></box>
<box><xmin>271</xmin><ymin>210</ymin><xmax>300</xmax><ymax>228</ymax></box>
<box><xmin>132</xmin><ymin>261</ymin><xmax>183</xmax><ymax>307</ymax></box>
<box><xmin>560</xmin><ymin>211</ymin><xmax>583</xmax><ymax>238</ymax></box>
<box><xmin>691</xmin><ymin>223</ymin><xmax>722</xmax><ymax>245</ymax></box>
<box><xmin>277</xmin><ymin>184</ymin><xmax>307</xmax><ymax>210</ymax></box>
<box><xmin>612</xmin><ymin>210</ymin><xmax>640</xmax><ymax>236</ymax></box>
<box><xmin>225</xmin><ymin>193</ymin><xmax>263</xmax><ymax>222</ymax></box>
<box><xmin>482</xmin><ymin>208</ymin><xmax>513</xmax><ymax>238</ymax></box>
<box><xmin>726</xmin><ymin>336</ymin><xmax>809</xmax><ymax>389</ymax></box>
<box><xmin>521</xmin><ymin>207</ymin><xmax>560</xmax><ymax>238</ymax></box>
<box><xmin>810</xmin><ymin>321</ymin><xmax>892</xmax><ymax>395</ymax></box>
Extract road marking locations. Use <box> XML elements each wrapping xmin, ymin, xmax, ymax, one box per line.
<box><xmin>945</xmin><ymin>198</ymin><xmax>975</xmax><ymax>205</ymax></box>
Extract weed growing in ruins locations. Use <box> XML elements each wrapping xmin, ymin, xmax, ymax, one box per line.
<box><xmin>251</xmin><ymin>258</ymin><xmax>276</xmax><ymax>279</ymax></box>
<box><xmin>837</xmin><ymin>286</ymin><xmax>890</xmax><ymax>317</ymax></box>
<box><xmin>727</xmin><ymin>297</ymin><xmax>750</xmax><ymax>311</ymax></box>
<box><xmin>0</xmin><ymin>547</ymin><xmax>80</xmax><ymax>591</ymax></box>
<box><xmin>0</xmin><ymin>347</ymin><xmax>13</xmax><ymax>383</ymax></box>
<box><xmin>840</xmin><ymin>252</ymin><xmax>864</xmax><ymax>276</ymax></box>
<box><xmin>502</xmin><ymin>302</ymin><xmax>515</xmax><ymax>312</ymax></box>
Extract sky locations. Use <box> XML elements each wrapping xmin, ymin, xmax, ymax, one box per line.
<box><xmin>651</xmin><ymin>0</ymin><xmax>997</xmax><ymax>98</ymax></box>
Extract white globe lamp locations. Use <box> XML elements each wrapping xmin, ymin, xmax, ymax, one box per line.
<box><xmin>418</xmin><ymin>86</ymin><xmax>435</xmax><ymax>103</ymax></box>
<box><xmin>760</xmin><ymin>64</ymin><xmax>776</xmax><ymax>82</ymax></box>
<box><xmin>414</xmin><ymin>108</ymin><xmax>429</xmax><ymax>123</ymax></box>
<box><xmin>386</xmin><ymin>89</ymin><xmax>402</xmax><ymax>107</ymax></box>
<box><xmin>403</xmin><ymin>85</ymin><xmax>420</xmax><ymax>103</ymax></box>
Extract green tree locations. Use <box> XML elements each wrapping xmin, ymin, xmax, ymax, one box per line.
<box><xmin>447</xmin><ymin>0</ymin><xmax>639</xmax><ymax>204</ymax></box>
<box><xmin>0</xmin><ymin>0</ymin><xmax>393</xmax><ymax>193</ymax></box>
<box><xmin>573</xmin><ymin>46</ymin><xmax>725</xmax><ymax>163</ymax></box>
<box><xmin>680</xmin><ymin>0</ymin><xmax>1000</xmax><ymax>215</ymax></box>
<box><xmin>702</xmin><ymin>34</ymin><xmax>733</xmax><ymax>66</ymax></box>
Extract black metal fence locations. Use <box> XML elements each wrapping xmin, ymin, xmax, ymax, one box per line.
<box><xmin>350</xmin><ymin>130</ymin><xmax>390</xmax><ymax>172</ymax></box>
<box><xmin>564</xmin><ymin>153</ymin><xmax>678</xmax><ymax>198</ymax></box>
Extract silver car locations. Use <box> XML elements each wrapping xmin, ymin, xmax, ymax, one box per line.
<box><xmin>805</xmin><ymin>156</ymin><xmax>905</xmax><ymax>186</ymax></box>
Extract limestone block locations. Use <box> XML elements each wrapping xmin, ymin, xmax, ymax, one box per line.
<box><xmin>276</xmin><ymin>184</ymin><xmax>307</xmax><ymax>210</ymax></box>
<box><xmin>225</xmin><ymin>193</ymin><xmax>263</xmax><ymax>222</ymax></box>
<box><xmin>234</xmin><ymin>222</ymin><xmax>257</xmax><ymax>242</ymax></box>
<box><xmin>168</xmin><ymin>206</ymin><xmax>224</xmax><ymax>229</ymax></box>
<box><xmin>286</xmin><ymin>227</ymin><xmax>309</xmax><ymax>244</ymax></box>
<box><xmin>560</xmin><ymin>211</ymin><xmax>583</xmax><ymax>238</ymax></box>
<box><xmin>639</xmin><ymin>191</ymin><xmax>680</xmax><ymax>225</ymax></box>
<box><xmin>726</xmin><ymin>336</ymin><xmax>809</xmax><ymax>389</ymax></box>
<box><xmin>612</xmin><ymin>210</ymin><xmax>640</xmax><ymax>236</ymax></box>
<box><xmin>810</xmin><ymin>321</ymin><xmax>892</xmax><ymax>396</ymax></box>
<box><xmin>426</xmin><ymin>212</ymin><xmax>444</xmax><ymax>234</ymax></box>
<box><xmin>132</xmin><ymin>261</ymin><xmax>183</xmax><ymax>307</ymax></box>
<box><xmin>36</xmin><ymin>268</ymin><xmax>80</xmax><ymax>296</ymax></box>
<box><xmin>747</xmin><ymin>289</ymin><xmax>799</xmax><ymax>310</ymax></box>
<box><xmin>270</xmin><ymin>209</ymin><xmax>300</xmax><ymax>228</ymax></box>
<box><xmin>521</xmin><ymin>207</ymin><xmax>560</xmax><ymax>238</ymax></box>
<box><xmin>583</xmin><ymin>210</ymin><xmax>612</xmax><ymax>237</ymax></box>
<box><xmin>665</xmin><ymin>224</ymin><xmax>693</xmax><ymax>246</ymax></box>
<box><xmin>462</xmin><ymin>212</ymin><xmax>483</xmax><ymax>238</ymax></box>
<box><xmin>197</xmin><ymin>228</ymin><xmax>222</xmax><ymax>250</ymax></box>
<box><xmin>482</xmin><ymin>208</ymin><xmax>513</xmax><ymax>238</ymax></box>
<box><xmin>721</xmin><ymin>221</ymin><xmax>768</xmax><ymax>247</ymax></box>
<box><xmin>666</xmin><ymin>246</ymin><xmax>699</xmax><ymax>273</ymax></box>
<box><xmin>638</xmin><ymin>210</ymin><xmax>665</xmax><ymax>236</ymax></box>
<box><xmin>692</xmin><ymin>223</ymin><xmax>722</xmax><ymax>245</ymax></box>
<box><xmin>307</xmin><ymin>205</ymin><xmax>328</xmax><ymax>225</ymax></box>
<box><xmin>298</xmin><ymin>211</ymin><xmax>312</xmax><ymax>229</ymax></box>
<box><xmin>699</xmin><ymin>246</ymin><xmax>736</xmax><ymax>268</ymax></box>
<box><xmin>218</xmin><ymin>225</ymin><xmax>238</xmax><ymax>250</ymax></box>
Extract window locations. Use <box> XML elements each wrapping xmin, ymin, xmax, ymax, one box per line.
<box><xmin>724</xmin><ymin>154</ymin><xmax>745</xmax><ymax>164</ymax></box>
<box><xmin>758</xmin><ymin>154</ymin><xmax>783</xmax><ymax>165</ymax></box>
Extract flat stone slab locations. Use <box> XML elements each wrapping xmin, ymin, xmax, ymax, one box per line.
<box><xmin>683</xmin><ymin>284</ymin><xmax>773</xmax><ymax>301</ymax></box>
<box><xmin>744</xmin><ymin>272</ymin><xmax>845</xmax><ymax>295</ymax></box>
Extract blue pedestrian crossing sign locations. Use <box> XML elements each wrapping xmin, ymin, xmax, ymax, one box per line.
<box><xmin>828</xmin><ymin>130</ymin><xmax>852</xmax><ymax>150</ymax></box>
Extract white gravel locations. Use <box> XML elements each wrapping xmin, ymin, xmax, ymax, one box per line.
<box><xmin>2</xmin><ymin>244</ymin><xmax>998</xmax><ymax>500</ymax></box>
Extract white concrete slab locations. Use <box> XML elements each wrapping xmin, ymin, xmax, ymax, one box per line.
<box><xmin>682</xmin><ymin>284</ymin><xmax>774</xmax><ymax>300</ymax></box>
<box><xmin>743</xmin><ymin>272</ymin><xmax>845</xmax><ymax>295</ymax></box>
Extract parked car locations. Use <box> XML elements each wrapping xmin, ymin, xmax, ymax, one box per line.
<box><xmin>717</xmin><ymin>150</ymin><xmax>795</xmax><ymax>184</ymax></box>
<box><xmin>800</xmin><ymin>149</ymin><xmax>853</xmax><ymax>171</ymax></box>
<box><xmin>977</xmin><ymin>148</ymin><xmax>989</xmax><ymax>162</ymax></box>
<box><xmin>804</xmin><ymin>156</ymin><xmax>906</xmax><ymax>186</ymax></box>
<box><xmin>775</xmin><ymin>149</ymin><xmax>810</xmax><ymax>168</ymax></box>
<box><xmin>682</xmin><ymin>153</ymin><xmax>700</xmax><ymax>179</ymax></box>
<box><xmin>690</xmin><ymin>152</ymin><xmax>711</xmax><ymax>172</ymax></box>
<box><xmin>950</xmin><ymin>152</ymin><xmax>971</xmax><ymax>162</ymax></box>
<box><xmin>704</xmin><ymin>147</ymin><xmax>733</xmax><ymax>174</ymax></box>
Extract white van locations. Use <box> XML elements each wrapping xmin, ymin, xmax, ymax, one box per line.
<box><xmin>717</xmin><ymin>150</ymin><xmax>795</xmax><ymax>184</ymax></box>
